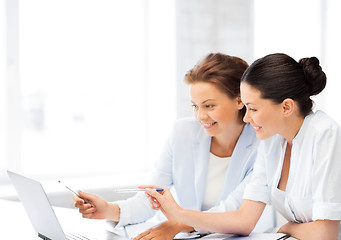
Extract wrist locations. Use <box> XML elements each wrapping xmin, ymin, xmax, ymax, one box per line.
<box><xmin>162</xmin><ymin>221</ymin><xmax>194</xmax><ymax>238</ymax></box>
<box><xmin>106</xmin><ymin>203</ymin><xmax>120</xmax><ymax>222</ymax></box>
<box><xmin>176</xmin><ymin>207</ymin><xmax>188</xmax><ymax>224</ymax></box>
<box><xmin>278</xmin><ymin>222</ymin><xmax>296</xmax><ymax>236</ymax></box>
<box><xmin>170</xmin><ymin>221</ymin><xmax>194</xmax><ymax>233</ymax></box>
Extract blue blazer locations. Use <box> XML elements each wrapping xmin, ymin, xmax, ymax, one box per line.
<box><xmin>153</xmin><ymin>118</ymin><xmax>257</xmax><ymax>210</ymax></box>
<box><xmin>115</xmin><ymin>118</ymin><xmax>274</xmax><ymax>231</ymax></box>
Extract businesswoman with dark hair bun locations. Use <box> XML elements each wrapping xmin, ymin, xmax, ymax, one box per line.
<box><xmin>143</xmin><ymin>53</ymin><xmax>341</xmax><ymax>240</ymax></box>
<box><xmin>73</xmin><ymin>53</ymin><xmax>274</xmax><ymax>240</ymax></box>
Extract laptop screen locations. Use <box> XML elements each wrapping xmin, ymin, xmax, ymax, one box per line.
<box><xmin>7</xmin><ymin>171</ymin><xmax>67</xmax><ymax>240</ymax></box>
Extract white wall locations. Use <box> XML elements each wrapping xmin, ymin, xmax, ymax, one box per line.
<box><xmin>175</xmin><ymin>0</ymin><xmax>254</xmax><ymax>118</ymax></box>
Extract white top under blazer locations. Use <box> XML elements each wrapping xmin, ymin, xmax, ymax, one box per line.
<box><xmin>244</xmin><ymin>111</ymin><xmax>341</xmax><ymax>238</ymax></box>
<box><xmin>114</xmin><ymin>118</ymin><xmax>274</xmax><ymax>231</ymax></box>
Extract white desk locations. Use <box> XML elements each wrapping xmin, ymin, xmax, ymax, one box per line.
<box><xmin>1</xmin><ymin>199</ymin><xmax>38</xmax><ymax>239</ymax></box>
<box><xmin>1</xmin><ymin>199</ymin><xmax>296</xmax><ymax>240</ymax></box>
<box><xmin>0</xmin><ymin>199</ymin><xmax>124</xmax><ymax>239</ymax></box>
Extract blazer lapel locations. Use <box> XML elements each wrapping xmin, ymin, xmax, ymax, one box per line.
<box><xmin>192</xmin><ymin>128</ymin><xmax>211</xmax><ymax>210</ymax></box>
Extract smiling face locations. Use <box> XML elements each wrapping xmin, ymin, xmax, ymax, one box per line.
<box><xmin>190</xmin><ymin>82</ymin><xmax>244</xmax><ymax>137</ymax></box>
<box><xmin>240</xmin><ymin>82</ymin><xmax>285</xmax><ymax>140</ymax></box>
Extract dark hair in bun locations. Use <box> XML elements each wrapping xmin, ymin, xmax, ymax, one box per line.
<box><xmin>241</xmin><ymin>53</ymin><xmax>327</xmax><ymax>117</ymax></box>
<box><xmin>298</xmin><ymin>57</ymin><xmax>326</xmax><ymax>96</ymax></box>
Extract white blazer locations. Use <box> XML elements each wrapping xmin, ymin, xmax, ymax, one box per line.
<box><xmin>115</xmin><ymin>118</ymin><xmax>274</xmax><ymax>231</ymax></box>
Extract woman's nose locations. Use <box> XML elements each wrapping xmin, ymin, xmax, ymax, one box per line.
<box><xmin>196</xmin><ymin>108</ymin><xmax>207</xmax><ymax>121</ymax></box>
<box><xmin>243</xmin><ymin>110</ymin><xmax>250</xmax><ymax>123</ymax></box>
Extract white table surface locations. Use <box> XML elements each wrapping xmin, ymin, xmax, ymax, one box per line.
<box><xmin>0</xmin><ymin>199</ymin><xmax>297</xmax><ymax>240</ymax></box>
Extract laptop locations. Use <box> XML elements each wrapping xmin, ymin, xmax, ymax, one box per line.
<box><xmin>7</xmin><ymin>170</ymin><xmax>124</xmax><ymax>240</ymax></box>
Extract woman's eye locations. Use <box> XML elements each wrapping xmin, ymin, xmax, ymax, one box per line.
<box><xmin>192</xmin><ymin>104</ymin><xmax>198</xmax><ymax>109</ymax></box>
<box><xmin>206</xmin><ymin>105</ymin><xmax>214</xmax><ymax>108</ymax></box>
<box><xmin>249</xmin><ymin>108</ymin><xmax>257</xmax><ymax>112</ymax></box>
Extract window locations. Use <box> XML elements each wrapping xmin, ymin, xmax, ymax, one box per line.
<box><xmin>1</xmin><ymin>0</ymin><xmax>175</xmax><ymax>182</ymax></box>
<box><xmin>322</xmin><ymin>0</ymin><xmax>341</xmax><ymax>122</ymax></box>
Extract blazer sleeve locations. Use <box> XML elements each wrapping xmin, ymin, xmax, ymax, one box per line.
<box><xmin>243</xmin><ymin>140</ymin><xmax>271</xmax><ymax>205</ymax></box>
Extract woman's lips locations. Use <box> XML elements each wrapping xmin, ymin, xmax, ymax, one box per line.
<box><xmin>202</xmin><ymin>122</ymin><xmax>217</xmax><ymax>129</ymax></box>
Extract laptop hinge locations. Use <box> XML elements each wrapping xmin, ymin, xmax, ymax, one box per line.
<box><xmin>38</xmin><ymin>233</ymin><xmax>52</xmax><ymax>240</ymax></box>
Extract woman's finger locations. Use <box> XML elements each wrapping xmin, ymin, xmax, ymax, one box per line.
<box><xmin>73</xmin><ymin>195</ymin><xmax>85</xmax><ymax>207</ymax></box>
<box><xmin>79</xmin><ymin>206</ymin><xmax>95</xmax><ymax>214</ymax></box>
<box><xmin>150</xmin><ymin>200</ymin><xmax>160</xmax><ymax>210</ymax></box>
<box><xmin>81</xmin><ymin>213</ymin><xmax>92</xmax><ymax>219</ymax></box>
<box><xmin>138</xmin><ymin>184</ymin><xmax>165</xmax><ymax>190</ymax></box>
<box><xmin>145</xmin><ymin>188</ymin><xmax>163</xmax><ymax>200</ymax></box>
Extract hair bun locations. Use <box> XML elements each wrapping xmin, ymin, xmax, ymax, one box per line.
<box><xmin>298</xmin><ymin>57</ymin><xmax>326</xmax><ymax>96</ymax></box>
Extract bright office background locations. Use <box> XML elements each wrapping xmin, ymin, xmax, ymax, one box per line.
<box><xmin>1</xmin><ymin>0</ymin><xmax>341</xmax><ymax>188</ymax></box>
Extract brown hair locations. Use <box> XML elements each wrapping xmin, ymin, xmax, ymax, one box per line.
<box><xmin>185</xmin><ymin>53</ymin><xmax>249</xmax><ymax>123</ymax></box>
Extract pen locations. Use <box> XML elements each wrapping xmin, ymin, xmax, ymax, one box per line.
<box><xmin>58</xmin><ymin>180</ymin><xmax>94</xmax><ymax>206</ymax></box>
<box><xmin>277</xmin><ymin>234</ymin><xmax>291</xmax><ymax>240</ymax></box>
<box><xmin>113</xmin><ymin>188</ymin><xmax>164</xmax><ymax>193</ymax></box>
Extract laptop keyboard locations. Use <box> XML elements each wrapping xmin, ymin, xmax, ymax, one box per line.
<box><xmin>66</xmin><ymin>231</ymin><xmax>93</xmax><ymax>240</ymax></box>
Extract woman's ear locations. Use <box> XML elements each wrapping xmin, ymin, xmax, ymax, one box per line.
<box><xmin>236</xmin><ymin>95</ymin><xmax>244</xmax><ymax>110</ymax></box>
<box><xmin>282</xmin><ymin>98</ymin><xmax>295</xmax><ymax>117</ymax></box>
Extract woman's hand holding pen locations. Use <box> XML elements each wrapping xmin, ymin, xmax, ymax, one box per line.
<box><xmin>139</xmin><ymin>185</ymin><xmax>183</xmax><ymax>222</ymax></box>
<box><xmin>73</xmin><ymin>191</ymin><xmax>120</xmax><ymax>221</ymax></box>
